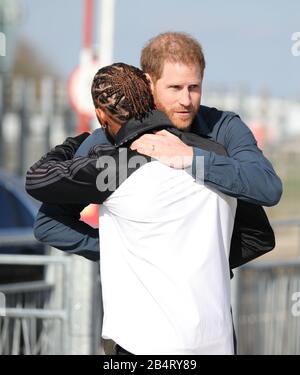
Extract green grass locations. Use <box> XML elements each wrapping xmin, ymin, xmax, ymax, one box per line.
<box><xmin>266</xmin><ymin>154</ymin><xmax>300</xmax><ymax>220</ymax></box>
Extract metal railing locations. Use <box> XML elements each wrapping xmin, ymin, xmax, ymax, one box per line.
<box><xmin>235</xmin><ymin>218</ymin><xmax>300</xmax><ymax>354</ymax></box>
<box><xmin>0</xmin><ymin>254</ymin><xmax>71</xmax><ymax>355</ymax></box>
<box><xmin>1</xmin><ymin>218</ymin><xmax>300</xmax><ymax>355</ymax></box>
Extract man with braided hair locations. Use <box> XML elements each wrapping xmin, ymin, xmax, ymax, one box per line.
<box><xmin>92</xmin><ymin>63</ymin><xmax>154</xmax><ymax>126</ymax></box>
<box><xmin>27</xmin><ymin>60</ymin><xmax>276</xmax><ymax>355</ymax></box>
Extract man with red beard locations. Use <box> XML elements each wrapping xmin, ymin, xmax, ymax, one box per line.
<box><xmin>130</xmin><ymin>32</ymin><xmax>281</xmax><ymax>204</ymax></box>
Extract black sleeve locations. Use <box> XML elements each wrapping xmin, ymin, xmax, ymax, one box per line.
<box><xmin>26</xmin><ymin>137</ymin><xmax>150</xmax><ymax>205</ymax></box>
<box><xmin>229</xmin><ymin>201</ymin><xmax>275</xmax><ymax>269</ymax></box>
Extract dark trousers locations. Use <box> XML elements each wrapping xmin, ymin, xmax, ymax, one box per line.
<box><xmin>114</xmin><ymin>344</ymin><xmax>134</xmax><ymax>355</ymax></box>
<box><xmin>115</xmin><ymin>333</ymin><xmax>237</xmax><ymax>356</ymax></box>
<box><xmin>231</xmin><ymin>308</ymin><xmax>238</xmax><ymax>355</ymax></box>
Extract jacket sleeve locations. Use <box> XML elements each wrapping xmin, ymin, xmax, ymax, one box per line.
<box><xmin>192</xmin><ymin>115</ymin><xmax>282</xmax><ymax>206</ymax></box>
<box><xmin>29</xmin><ymin>132</ymin><xmax>105</xmax><ymax>261</ymax></box>
<box><xmin>229</xmin><ymin>201</ymin><xmax>275</xmax><ymax>269</ymax></box>
<box><xmin>26</xmin><ymin>136</ymin><xmax>148</xmax><ymax>205</ymax></box>
<box><xmin>25</xmin><ymin>135</ymin><xmax>118</xmax><ymax>204</ymax></box>
<box><xmin>34</xmin><ymin>203</ymin><xmax>100</xmax><ymax>262</ymax></box>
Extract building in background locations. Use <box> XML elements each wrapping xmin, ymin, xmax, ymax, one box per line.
<box><xmin>0</xmin><ymin>0</ymin><xmax>21</xmax><ymax>74</ymax></box>
<box><xmin>203</xmin><ymin>87</ymin><xmax>300</xmax><ymax>150</ymax></box>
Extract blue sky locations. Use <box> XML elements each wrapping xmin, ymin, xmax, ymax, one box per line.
<box><xmin>18</xmin><ymin>0</ymin><xmax>300</xmax><ymax>98</ymax></box>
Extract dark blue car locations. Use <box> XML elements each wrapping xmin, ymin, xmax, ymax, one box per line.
<box><xmin>0</xmin><ymin>169</ymin><xmax>46</xmax><ymax>284</ymax></box>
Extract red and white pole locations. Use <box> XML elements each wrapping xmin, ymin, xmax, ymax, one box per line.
<box><xmin>83</xmin><ymin>0</ymin><xmax>94</xmax><ymax>50</ymax></box>
<box><xmin>77</xmin><ymin>0</ymin><xmax>94</xmax><ymax>134</ymax></box>
<box><xmin>97</xmin><ymin>0</ymin><xmax>115</xmax><ymax>66</ymax></box>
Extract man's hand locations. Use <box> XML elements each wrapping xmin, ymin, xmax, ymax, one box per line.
<box><xmin>130</xmin><ymin>130</ymin><xmax>193</xmax><ymax>169</ymax></box>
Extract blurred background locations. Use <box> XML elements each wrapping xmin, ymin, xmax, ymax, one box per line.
<box><xmin>0</xmin><ymin>0</ymin><xmax>299</xmax><ymax>355</ymax></box>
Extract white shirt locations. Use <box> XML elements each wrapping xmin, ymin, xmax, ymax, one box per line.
<box><xmin>99</xmin><ymin>161</ymin><xmax>237</xmax><ymax>354</ymax></box>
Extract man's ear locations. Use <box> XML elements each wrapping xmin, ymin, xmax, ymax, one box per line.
<box><xmin>95</xmin><ymin>108</ymin><xmax>108</xmax><ymax>127</ymax></box>
<box><xmin>145</xmin><ymin>73</ymin><xmax>154</xmax><ymax>93</ymax></box>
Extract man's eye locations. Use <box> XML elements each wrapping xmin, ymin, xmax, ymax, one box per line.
<box><xmin>169</xmin><ymin>86</ymin><xmax>180</xmax><ymax>90</ymax></box>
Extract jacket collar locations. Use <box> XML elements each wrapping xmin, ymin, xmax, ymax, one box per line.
<box><xmin>114</xmin><ymin>110</ymin><xmax>176</xmax><ymax>147</ymax></box>
<box><xmin>190</xmin><ymin>106</ymin><xmax>212</xmax><ymax>138</ymax></box>
<box><xmin>114</xmin><ymin>106</ymin><xmax>211</xmax><ymax>147</ymax></box>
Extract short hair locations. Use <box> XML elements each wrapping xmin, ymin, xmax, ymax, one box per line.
<box><xmin>140</xmin><ymin>32</ymin><xmax>206</xmax><ymax>82</ymax></box>
<box><xmin>91</xmin><ymin>63</ymin><xmax>155</xmax><ymax>123</ymax></box>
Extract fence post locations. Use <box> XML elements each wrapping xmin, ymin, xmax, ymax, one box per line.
<box><xmin>68</xmin><ymin>255</ymin><xmax>97</xmax><ymax>354</ymax></box>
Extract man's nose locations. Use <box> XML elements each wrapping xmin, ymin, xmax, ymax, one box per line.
<box><xmin>178</xmin><ymin>88</ymin><xmax>192</xmax><ymax>107</ymax></box>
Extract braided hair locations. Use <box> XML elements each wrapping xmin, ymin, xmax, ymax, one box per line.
<box><xmin>91</xmin><ymin>63</ymin><xmax>155</xmax><ymax>124</ymax></box>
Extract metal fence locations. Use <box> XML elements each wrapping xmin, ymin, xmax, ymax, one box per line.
<box><xmin>0</xmin><ymin>254</ymin><xmax>71</xmax><ymax>355</ymax></box>
<box><xmin>235</xmin><ymin>218</ymin><xmax>300</xmax><ymax>354</ymax></box>
<box><xmin>1</xmin><ymin>223</ymin><xmax>300</xmax><ymax>355</ymax></box>
<box><xmin>236</xmin><ymin>259</ymin><xmax>300</xmax><ymax>354</ymax></box>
